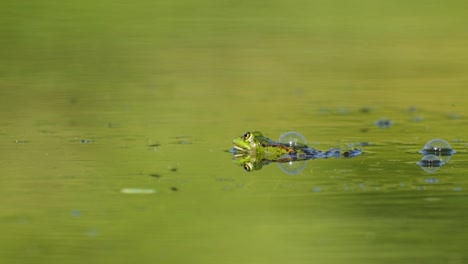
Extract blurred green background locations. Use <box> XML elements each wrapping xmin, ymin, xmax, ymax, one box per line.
<box><xmin>1</xmin><ymin>1</ymin><xmax>468</xmax><ymax>263</ymax></box>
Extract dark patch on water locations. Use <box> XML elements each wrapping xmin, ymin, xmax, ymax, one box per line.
<box><xmin>87</xmin><ymin>228</ymin><xmax>99</xmax><ymax>237</ymax></box>
<box><xmin>71</xmin><ymin>210</ymin><xmax>82</xmax><ymax>217</ymax></box>
<box><xmin>359</xmin><ymin>107</ymin><xmax>373</xmax><ymax>113</ymax></box>
<box><xmin>375</xmin><ymin>119</ymin><xmax>393</xmax><ymax>129</ymax></box>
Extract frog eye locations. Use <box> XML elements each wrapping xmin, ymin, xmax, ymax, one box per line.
<box><xmin>243</xmin><ymin>132</ymin><xmax>252</xmax><ymax>141</ymax></box>
<box><xmin>243</xmin><ymin>163</ymin><xmax>253</xmax><ymax>172</ymax></box>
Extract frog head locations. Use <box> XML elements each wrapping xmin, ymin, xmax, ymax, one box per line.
<box><xmin>232</xmin><ymin>131</ymin><xmax>264</xmax><ymax>152</ymax></box>
<box><xmin>232</xmin><ymin>154</ymin><xmax>266</xmax><ymax>172</ymax></box>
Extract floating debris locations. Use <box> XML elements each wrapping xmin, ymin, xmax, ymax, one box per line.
<box><xmin>79</xmin><ymin>139</ymin><xmax>93</xmax><ymax>144</ymax></box>
<box><xmin>424</xmin><ymin>197</ymin><xmax>440</xmax><ymax>202</ymax></box>
<box><xmin>336</xmin><ymin>107</ymin><xmax>350</xmax><ymax>115</ymax></box>
<box><xmin>425</xmin><ymin>178</ymin><xmax>439</xmax><ymax>184</ymax></box>
<box><xmin>120</xmin><ymin>188</ymin><xmax>156</xmax><ymax>194</ymax></box>
<box><xmin>407</xmin><ymin>106</ymin><xmax>418</xmax><ymax>113</ymax></box>
<box><xmin>312</xmin><ymin>187</ymin><xmax>322</xmax><ymax>192</ymax></box>
<box><xmin>359</xmin><ymin>107</ymin><xmax>373</xmax><ymax>113</ymax></box>
<box><xmin>447</xmin><ymin>112</ymin><xmax>461</xmax><ymax>119</ymax></box>
<box><xmin>216</xmin><ymin>177</ymin><xmax>234</xmax><ymax>182</ymax></box>
<box><xmin>87</xmin><ymin>228</ymin><xmax>99</xmax><ymax>237</ymax></box>
<box><xmin>342</xmin><ymin>149</ymin><xmax>362</xmax><ymax>158</ymax></box>
<box><xmin>71</xmin><ymin>210</ymin><xmax>82</xmax><ymax>217</ymax></box>
<box><xmin>375</xmin><ymin>119</ymin><xmax>393</xmax><ymax>129</ymax></box>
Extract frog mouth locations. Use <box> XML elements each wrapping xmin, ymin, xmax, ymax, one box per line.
<box><xmin>233</xmin><ymin>145</ymin><xmax>249</xmax><ymax>151</ymax></box>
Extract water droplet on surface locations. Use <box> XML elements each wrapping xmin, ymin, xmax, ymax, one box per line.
<box><xmin>420</xmin><ymin>139</ymin><xmax>455</xmax><ymax>156</ymax></box>
<box><xmin>278</xmin><ymin>131</ymin><xmax>307</xmax><ymax>147</ymax></box>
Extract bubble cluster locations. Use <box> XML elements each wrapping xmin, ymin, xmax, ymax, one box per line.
<box><xmin>417</xmin><ymin>139</ymin><xmax>455</xmax><ymax>172</ymax></box>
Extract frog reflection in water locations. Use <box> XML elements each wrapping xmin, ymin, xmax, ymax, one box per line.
<box><xmin>232</xmin><ymin>131</ymin><xmax>360</xmax><ymax>172</ymax></box>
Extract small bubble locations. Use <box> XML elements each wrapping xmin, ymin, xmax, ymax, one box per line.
<box><xmin>375</xmin><ymin>119</ymin><xmax>393</xmax><ymax>129</ymax></box>
<box><xmin>417</xmin><ymin>155</ymin><xmax>443</xmax><ymax>173</ymax></box>
<box><xmin>420</xmin><ymin>139</ymin><xmax>455</xmax><ymax>156</ymax></box>
<box><xmin>425</xmin><ymin>178</ymin><xmax>439</xmax><ymax>184</ymax></box>
<box><xmin>71</xmin><ymin>210</ymin><xmax>82</xmax><ymax>217</ymax></box>
<box><xmin>312</xmin><ymin>187</ymin><xmax>321</xmax><ymax>192</ymax></box>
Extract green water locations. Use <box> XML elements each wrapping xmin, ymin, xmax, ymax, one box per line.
<box><xmin>1</xmin><ymin>1</ymin><xmax>468</xmax><ymax>263</ymax></box>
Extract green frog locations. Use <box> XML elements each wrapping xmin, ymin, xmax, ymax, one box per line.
<box><xmin>231</xmin><ymin>131</ymin><xmax>360</xmax><ymax>173</ymax></box>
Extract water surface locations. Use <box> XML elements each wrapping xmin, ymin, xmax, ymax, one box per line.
<box><xmin>1</xmin><ymin>1</ymin><xmax>468</xmax><ymax>263</ymax></box>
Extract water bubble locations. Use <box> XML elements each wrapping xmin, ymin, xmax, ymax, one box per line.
<box><xmin>278</xmin><ymin>131</ymin><xmax>307</xmax><ymax>147</ymax></box>
<box><xmin>420</xmin><ymin>138</ymin><xmax>455</xmax><ymax>155</ymax></box>
<box><xmin>277</xmin><ymin>160</ymin><xmax>308</xmax><ymax>175</ymax></box>
<box><xmin>417</xmin><ymin>154</ymin><xmax>444</xmax><ymax>173</ymax></box>
<box><xmin>420</xmin><ymin>139</ymin><xmax>455</xmax><ymax>156</ymax></box>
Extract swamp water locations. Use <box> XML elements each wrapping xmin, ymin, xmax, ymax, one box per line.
<box><xmin>1</xmin><ymin>1</ymin><xmax>468</xmax><ymax>263</ymax></box>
